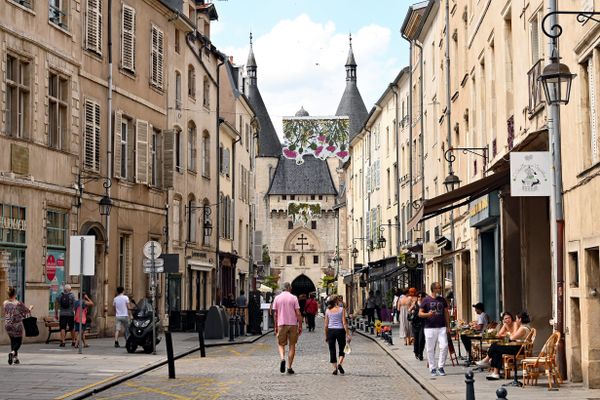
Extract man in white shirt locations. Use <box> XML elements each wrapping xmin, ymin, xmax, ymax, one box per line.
<box><xmin>113</xmin><ymin>286</ymin><xmax>131</xmax><ymax>348</ymax></box>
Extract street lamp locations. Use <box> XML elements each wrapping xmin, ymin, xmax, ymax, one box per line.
<box><xmin>443</xmin><ymin>171</ymin><xmax>462</xmax><ymax>193</ymax></box>
<box><xmin>538</xmin><ymin>50</ymin><xmax>576</xmax><ymax>105</ymax></box>
<box><xmin>351</xmin><ymin>247</ymin><xmax>359</xmax><ymax>260</ymax></box>
<box><xmin>76</xmin><ymin>173</ymin><xmax>113</xmax><ymax>217</ymax></box>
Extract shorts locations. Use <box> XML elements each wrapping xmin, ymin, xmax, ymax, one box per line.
<box><xmin>277</xmin><ymin>325</ymin><xmax>299</xmax><ymax>346</ymax></box>
<box><xmin>74</xmin><ymin>323</ymin><xmax>89</xmax><ymax>332</ymax></box>
<box><xmin>59</xmin><ymin>315</ymin><xmax>75</xmax><ymax>331</ymax></box>
<box><xmin>115</xmin><ymin>316</ymin><xmax>129</xmax><ymax>332</ymax></box>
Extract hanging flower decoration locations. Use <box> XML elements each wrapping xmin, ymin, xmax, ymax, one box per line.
<box><xmin>287</xmin><ymin>201</ymin><xmax>322</xmax><ymax>226</ymax></box>
<box><xmin>282</xmin><ymin>116</ymin><xmax>350</xmax><ymax>165</ymax></box>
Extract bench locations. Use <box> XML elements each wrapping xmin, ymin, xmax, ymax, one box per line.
<box><xmin>43</xmin><ymin>316</ymin><xmax>91</xmax><ymax>343</ymax></box>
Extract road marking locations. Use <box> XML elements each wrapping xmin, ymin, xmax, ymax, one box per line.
<box><xmin>55</xmin><ymin>375</ymin><xmax>119</xmax><ymax>400</ymax></box>
<box><xmin>125</xmin><ymin>381</ymin><xmax>192</xmax><ymax>399</ymax></box>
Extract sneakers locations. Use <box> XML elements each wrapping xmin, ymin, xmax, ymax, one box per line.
<box><xmin>437</xmin><ymin>368</ymin><xmax>446</xmax><ymax>376</ymax></box>
<box><xmin>430</xmin><ymin>369</ymin><xmax>437</xmax><ymax>377</ymax></box>
<box><xmin>13</xmin><ymin>357</ymin><xmax>19</xmax><ymax>365</ymax></box>
<box><xmin>486</xmin><ymin>372</ymin><xmax>500</xmax><ymax>380</ymax></box>
<box><xmin>286</xmin><ymin>368</ymin><xmax>295</xmax><ymax>374</ymax></box>
<box><xmin>476</xmin><ymin>359</ymin><xmax>491</xmax><ymax>368</ymax></box>
<box><xmin>280</xmin><ymin>359</ymin><xmax>286</xmax><ymax>373</ymax></box>
<box><xmin>114</xmin><ymin>341</ymin><xmax>120</xmax><ymax>348</ymax></box>
<box><xmin>8</xmin><ymin>352</ymin><xmax>13</xmax><ymax>365</ymax></box>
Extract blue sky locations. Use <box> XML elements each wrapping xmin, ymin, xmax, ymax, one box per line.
<box><xmin>211</xmin><ymin>0</ymin><xmax>411</xmax><ymax>137</ymax></box>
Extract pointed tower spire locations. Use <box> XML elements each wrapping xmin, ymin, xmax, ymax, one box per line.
<box><xmin>345</xmin><ymin>33</ymin><xmax>357</xmax><ymax>82</ymax></box>
<box><xmin>247</xmin><ymin>32</ymin><xmax>257</xmax><ymax>86</ymax></box>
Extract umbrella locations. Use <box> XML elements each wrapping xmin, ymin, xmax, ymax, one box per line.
<box><xmin>258</xmin><ymin>284</ymin><xmax>273</xmax><ymax>293</ymax></box>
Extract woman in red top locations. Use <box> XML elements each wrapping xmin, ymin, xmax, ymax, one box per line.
<box><xmin>304</xmin><ymin>293</ymin><xmax>319</xmax><ymax>332</ymax></box>
<box><xmin>3</xmin><ymin>287</ymin><xmax>33</xmax><ymax>365</ymax></box>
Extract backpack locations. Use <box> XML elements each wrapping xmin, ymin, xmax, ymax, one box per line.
<box><xmin>60</xmin><ymin>293</ymin><xmax>71</xmax><ymax>309</ymax></box>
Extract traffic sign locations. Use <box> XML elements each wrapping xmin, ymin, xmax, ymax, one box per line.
<box><xmin>143</xmin><ymin>258</ymin><xmax>164</xmax><ymax>268</ymax></box>
<box><xmin>144</xmin><ymin>266</ymin><xmax>164</xmax><ymax>273</ymax></box>
<box><xmin>143</xmin><ymin>241</ymin><xmax>162</xmax><ymax>259</ymax></box>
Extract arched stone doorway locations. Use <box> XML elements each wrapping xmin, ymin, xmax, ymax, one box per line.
<box><xmin>79</xmin><ymin>222</ymin><xmax>106</xmax><ymax>333</ymax></box>
<box><xmin>291</xmin><ymin>274</ymin><xmax>316</xmax><ymax>297</ymax></box>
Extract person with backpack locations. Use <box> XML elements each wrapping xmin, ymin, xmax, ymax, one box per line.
<box><xmin>74</xmin><ymin>292</ymin><xmax>94</xmax><ymax>348</ymax></box>
<box><xmin>54</xmin><ymin>284</ymin><xmax>76</xmax><ymax>347</ymax></box>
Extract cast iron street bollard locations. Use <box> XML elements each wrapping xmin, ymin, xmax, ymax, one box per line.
<box><xmin>465</xmin><ymin>370</ymin><xmax>475</xmax><ymax>400</ymax></box>
<box><xmin>165</xmin><ymin>331</ymin><xmax>176</xmax><ymax>379</ymax></box>
<box><xmin>496</xmin><ymin>387</ymin><xmax>508</xmax><ymax>399</ymax></box>
<box><xmin>370</xmin><ymin>324</ymin><xmax>374</xmax><ymax>335</ymax></box>
<box><xmin>388</xmin><ymin>328</ymin><xmax>394</xmax><ymax>346</ymax></box>
<box><xmin>229</xmin><ymin>316</ymin><xmax>235</xmax><ymax>342</ymax></box>
<box><xmin>197</xmin><ymin>311</ymin><xmax>206</xmax><ymax>358</ymax></box>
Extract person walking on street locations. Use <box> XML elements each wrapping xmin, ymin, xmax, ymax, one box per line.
<box><xmin>3</xmin><ymin>287</ymin><xmax>33</xmax><ymax>365</ymax></box>
<box><xmin>74</xmin><ymin>292</ymin><xmax>94</xmax><ymax>348</ymax></box>
<box><xmin>113</xmin><ymin>286</ymin><xmax>131</xmax><ymax>348</ymax></box>
<box><xmin>304</xmin><ymin>293</ymin><xmax>318</xmax><ymax>332</ymax></box>
<box><xmin>272</xmin><ymin>282</ymin><xmax>303</xmax><ymax>374</ymax></box>
<box><xmin>397</xmin><ymin>288</ymin><xmax>414</xmax><ymax>346</ymax></box>
<box><xmin>55</xmin><ymin>284</ymin><xmax>76</xmax><ymax>347</ymax></box>
<box><xmin>236</xmin><ymin>290</ymin><xmax>247</xmax><ymax>307</ymax></box>
<box><xmin>419</xmin><ymin>282</ymin><xmax>450</xmax><ymax>377</ymax></box>
<box><xmin>409</xmin><ymin>291</ymin><xmax>426</xmax><ymax>361</ymax></box>
<box><xmin>374</xmin><ymin>290</ymin><xmax>383</xmax><ymax>321</ymax></box>
<box><xmin>365</xmin><ymin>290</ymin><xmax>376</xmax><ymax>326</ymax></box>
<box><xmin>324</xmin><ymin>296</ymin><xmax>351</xmax><ymax>375</ymax></box>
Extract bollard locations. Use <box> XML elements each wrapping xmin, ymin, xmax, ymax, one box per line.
<box><xmin>496</xmin><ymin>387</ymin><xmax>508</xmax><ymax>399</ymax></box>
<box><xmin>229</xmin><ymin>317</ymin><xmax>235</xmax><ymax>342</ymax></box>
<box><xmin>165</xmin><ymin>331</ymin><xmax>176</xmax><ymax>379</ymax></box>
<box><xmin>197</xmin><ymin>311</ymin><xmax>206</xmax><ymax>358</ymax></box>
<box><xmin>465</xmin><ymin>370</ymin><xmax>475</xmax><ymax>400</ymax></box>
<box><xmin>388</xmin><ymin>331</ymin><xmax>394</xmax><ymax>346</ymax></box>
<box><xmin>234</xmin><ymin>315</ymin><xmax>240</xmax><ymax>337</ymax></box>
<box><xmin>239</xmin><ymin>314</ymin><xmax>245</xmax><ymax>336</ymax></box>
<box><xmin>370</xmin><ymin>324</ymin><xmax>374</xmax><ymax>335</ymax></box>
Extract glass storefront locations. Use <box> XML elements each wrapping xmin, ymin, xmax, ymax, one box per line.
<box><xmin>0</xmin><ymin>204</ymin><xmax>27</xmax><ymax>301</ymax></box>
<box><xmin>46</xmin><ymin>210</ymin><xmax>68</xmax><ymax>314</ymax></box>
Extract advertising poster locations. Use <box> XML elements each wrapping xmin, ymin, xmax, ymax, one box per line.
<box><xmin>46</xmin><ymin>250</ymin><xmax>65</xmax><ymax>315</ymax></box>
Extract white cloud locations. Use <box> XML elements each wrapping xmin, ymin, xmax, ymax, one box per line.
<box><xmin>219</xmin><ymin>14</ymin><xmax>400</xmax><ymax>138</ymax></box>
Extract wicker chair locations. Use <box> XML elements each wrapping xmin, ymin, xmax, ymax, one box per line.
<box><xmin>502</xmin><ymin>328</ymin><xmax>536</xmax><ymax>379</ymax></box>
<box><xmin>521</xmin><ymin>331</ymin><xmax>562</xmax><ymax>389</ymax></box>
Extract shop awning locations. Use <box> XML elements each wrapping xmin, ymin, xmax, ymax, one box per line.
<box><xmin>407</xmin><ymin>168</ymin><xmax>509</xmax><ymax>230</ymax></box>
<box><xmin>188</xmin><ymin>259</ymin><xmax>214</xmax><ymax>271</ymax></box>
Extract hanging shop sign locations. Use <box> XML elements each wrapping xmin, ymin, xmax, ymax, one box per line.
<box><xmin>282</xmin><ymin>116</ymin><xmax>350</xmax><ymax>164</ymax></box>
<box><xmin>469</xmin><ymin>191</ymin><xmax>500</xmax><ymax>228</ymax></box>
<box><xmin>510</xmin><ymin>152</ymin><xmax>552</xmax><ymax>197</ymax></box>
<box><xmin>287</xmin><ymin>201</ymin><xmax>322</xmax><ymax>226</ymax></box>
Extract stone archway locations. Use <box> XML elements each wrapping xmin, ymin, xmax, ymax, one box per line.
<box><xmin>291</xmin><ymin>274</ymin><xmax>316</xmax><ymax>297</ymax></box>
<box><xmin>79</xmin><ymin>221</ymin><xmax>106</xmax><ymax>333</ymax></box>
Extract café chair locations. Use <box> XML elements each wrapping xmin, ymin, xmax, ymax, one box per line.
<box><xmin>521</xmin><ymin>331</ymin><xmax>562</xmax><ymax>389</ymax></box>
<box><xmin>502</xmin><ymin>328</ymin><xmax>536</xmax><ymax>379</ymax></box>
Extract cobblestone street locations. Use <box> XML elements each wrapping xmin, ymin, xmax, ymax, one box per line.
<box><xmin>94</xmin><ymin>319</ymin><xmax>433</xmax><ymax>400</ymax></box>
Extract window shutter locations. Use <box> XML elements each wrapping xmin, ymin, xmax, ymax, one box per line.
<box><xmin>148</xmin><ymin>124</ymin><xmax>154</xmax><ymax>186</ymax></box>
<box><xmin>230</xmin><ymin>198</ymin><xmax>235</xmax><ymax>240</ymax></box>
<box><xmin>121</xmin><ymin>5</ymin><xmax>136</xmax><ymax>72</ymax></box>
<box><xmin>136</xmin><ymin>119</ymin><xmax>149</xmax><ymax>184</ymax></box>
<box><xmin>84</xmin><ymin>100</ymin><xmax>101</xmax><ymax>171</ymax></box>
<box><xmin>113</xmin><ymin>110</ymin><xmax>123</xmax><ymax>178</ymax></box>
<box><xmin>86</xmin><ymin>0</ymin><xmax>102</xmax><ymax>54</ymax></box>
<box><xmin>151</xmin><ymin>25</ymin><xmax>164</xmax><ymax>88</ymax></box>
<box><xmin>223</xmin><ymin>148</ymin><xmax>230</xmax><ymax>175</ymax></box>
<box><xmin>162</xmin><ymin>130</ymin><xmax>174</xmax><ymax>188</ymax></box>
<box><xmin>239</xmin><ymin>165</ymin><xmax>243</xmax><ymax>200</ymax></box>
<box><xmin>366</xmin><ymin>165</ymin><xmax>371</xmax><ymax>193</ymax></box>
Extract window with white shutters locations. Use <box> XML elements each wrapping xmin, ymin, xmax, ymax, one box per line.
<box><xmin>84</xmin><ymin>100</ymin><xmax>101</xmax><ymax>171</ymax></box>
<box><xmin>375</xmin><ymin>160</ymin><xmax>381</xmax><ymax>189</ymax></box>
<box><xmin>162</xmin><ymin>129</ymin><xmax>174</xmax><ymax>188</ymax></box>
<box><xmin>589</xmin><ymin>59</ymin><xmax>598</xmax><ymax>163</ymax></box>
<box><xmin>136</xmin><ymin>119</ymin><xmax>149</xmax><ymax>184</ymax></box>
<box><xmin>113</xmin><ymin>111</ymin><xmax>124</xmax><ymax>178</ymax></box>
<box><xmin>150</xmin><ymin>127</ymin><xmax>158</xmax><ymax>186</ymax></box>
<box><xmin>150</xmin><ymin>25</ymin><xmax>164</xmax><ymax>89</ymax></box>
<box><xmin>121</xmin><ymin>5</ymin><xmax>136</xmax><ymax>73</ymax></box>
<box><xmin>86</xmin><ymin>0</ymin><xmax>102</xmax><ymax>55</ymax></box>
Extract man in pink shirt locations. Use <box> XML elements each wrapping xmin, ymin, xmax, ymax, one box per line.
<box><xmin>272</xmin><ymin>282</ymin><xmax>303</xmax><ymax>374</ymax></box>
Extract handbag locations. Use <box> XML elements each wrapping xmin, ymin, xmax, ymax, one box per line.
<box><xmin>22</xmin><ymin>316</ymin><xmax>39</xmax><ymax>337</ymax></box>
<box><xmin>344</xmin><ymin>342</ymin><xmax>351</xmax><ymax>355</ymax></box>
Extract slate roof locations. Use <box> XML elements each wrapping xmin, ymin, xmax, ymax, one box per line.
<box><xmin>246</xmin><ymin>34</ymin><xmax>281</xmax><ymax>158</ymax></box>
<box><xmin>336</xmin><ymin>36</ymin><xmax>368</xmax><ymax>142</ymax></box>
<box><xmin>267</xmin><ymin>156</ymin><xmax>337</xmax><ymax>196</ymax></box>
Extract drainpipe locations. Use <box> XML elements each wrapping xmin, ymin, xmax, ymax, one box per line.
<box><xmin>401</xmin><ymin>35</ymin><xmax>414</xmax><ymax>244</ymax></box>
<box><xmin>445</xmin><ymin>0</ymin><xmax>457</xmax><ymax>309</ymax></box>
<box><xmin>546</xmin><ymin>0</ymin><xmax>566</xmax><ymax>377</ymax></box>
<box><xmin>391</xmin><ymin>85</ymin><xmax>400</xmax><ymax>256</ymax></box>
<box><xmin>414</xmin><ymin>40</ymin><xmax>425</xmax><ymax>224</ymax></box>
<box><xmin>104</xmin><ymin>0</ymin><xmax>113</xmax><ymax>317</ymax></box>
<box><xmin>215</xmin><ymin>56</ymin><xmax>225</xmax><ymax>305</ymax></box>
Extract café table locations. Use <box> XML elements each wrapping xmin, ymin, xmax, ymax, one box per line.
<box><xmin>496</xmin><ymin>340</ymin><xmax>531</xmax><ymax>387</ymax></box>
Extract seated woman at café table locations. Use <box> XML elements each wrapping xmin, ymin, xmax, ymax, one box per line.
<box><xmin>476</xmin><ymin>311</ymin><xmax>531</xmax><ymax>380</ymax></box>
<box><xmin>496</xmin><ymin>312</ymin><xmax>517</xmax><ymax>338</ymax></box>
<box><xmin>460</xmin><ymin>302</ymin><xmax>489</xmax><ymax>366</ymax></box>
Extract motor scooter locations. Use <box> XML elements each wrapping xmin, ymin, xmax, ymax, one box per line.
<box><xmin>126</xmin><ymin>298</ymin><xmax>161</xmax><ymax>354</ymax></box>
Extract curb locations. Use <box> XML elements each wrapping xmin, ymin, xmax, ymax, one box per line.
<box><xmin>62</xmin><ymin>329</ymin><xmax>274</xmax><ymax>400</ymax></box>
<box><xmin>356</xmin><ymin>329</ymin><xmax>450</xmax><ymax>400</ymax></box>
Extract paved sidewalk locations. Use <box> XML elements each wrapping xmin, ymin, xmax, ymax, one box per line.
<box><xmin>356</xmin><ymin>322</ymin><xmax>600</xmax><ymax>400</ymax></box>
<box><xmin>0</xmin><ymin>330</ymin><xmax>269</xmax><ymax>400</ymax></box>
